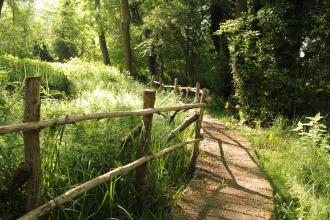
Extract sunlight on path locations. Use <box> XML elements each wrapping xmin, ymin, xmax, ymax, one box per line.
<box><xmin>172</xmin><ymin>114</ymin><xmax>274</xmax><ymax>220</ymax></box>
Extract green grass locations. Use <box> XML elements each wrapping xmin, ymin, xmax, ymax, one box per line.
<box><xmin>208</xmin><ymin>99</ymin><xmax>330</xmax><ymax>220</ymax></box>
<box><xmin>0</xmin><ymin>57</ymin><xmax>196</xmax><ymax>219</ymax></box>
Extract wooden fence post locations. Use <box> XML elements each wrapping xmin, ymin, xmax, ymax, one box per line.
<box><xmin>174</xmin><ymin>78</ymin><xmax>179</xmax><ymax>94</ymax></box>
<box><xmin>191</xmin><ymin>89</ymin><xmax>207</xmax><ymax>173</ymax></box>
<box><xmin>23</xmin><ymin>77</ymin><xmax>41</xmax><ymax>211</ymax></box>
<box><xmin>184</xmin><ymin>87</ymin><xmax>189</xmax><ymax>103</ymax></box>
<box><xmin>147</xmin><ymin>75</ymin><xmax>155</xmax><ymax>88</ymax></box>
<box><xmin>159</xmin><ymin>77</ymin><xmax>163</xmax><ymax>91</ymax></box>
<box><xmin>194</xmin><ymin>82</ymin><xmax>200</xmax><ymax>103</ymax></box>
<box><xmin>135</xmin><ymin>89</ymin><xmax>156</xmax><ymax>206</ymax></box>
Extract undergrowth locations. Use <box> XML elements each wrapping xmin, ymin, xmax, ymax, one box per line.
<box><xmin>0</xmin><ymin>57</ymin><xmax>195</xmax><ymax>219</ymax></box>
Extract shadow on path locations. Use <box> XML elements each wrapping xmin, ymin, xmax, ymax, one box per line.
<box><xmin>171</xmin><ymin>115</ymin><xmax>274</xmax><ymax>220</ymax></box>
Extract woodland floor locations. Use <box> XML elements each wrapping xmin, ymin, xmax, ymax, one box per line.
<box><xmin>171</xmin><ymin>114</ymin><xmax>274</xmax><ymax>220</ymax></box>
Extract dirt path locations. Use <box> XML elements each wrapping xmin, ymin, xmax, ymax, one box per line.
<box><xmin>172</xmin><ymin>114</ymin><xmax>274</xmax><ymax>220</ymax></box>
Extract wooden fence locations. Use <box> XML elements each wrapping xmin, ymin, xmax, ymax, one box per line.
<box><xmin>0</xmin><ymin>77</ymin><xmax>208</xmax><ymax>220</ymax></box>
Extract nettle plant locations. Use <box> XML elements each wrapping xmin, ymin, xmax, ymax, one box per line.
<box><xmin>292</xmin><ymin>113</ymin><xmax>330</xmax><ymax>152</ymax></box>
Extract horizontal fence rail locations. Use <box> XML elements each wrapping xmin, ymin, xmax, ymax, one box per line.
<box><xmin>152</xmin><ymin>79</ymin><xmax>204</xmax><ymax>104</ymax></box>
<box><xmin>153</xmin><ymin>80</ymin><xmax>201</xmax><ymax>93</ymax></box>
<box><xmin>0</xmin><ymin>103</ymin><xmax>206</xmax><ymax>135</ymax></box>
<box><xmin>1</xmin><ymin>76</ymin><xmax>208</xmax><ymax>219</ymax></box>
<box><xmin>18</xmin><ymin>138</ymin><xmax>203</xmax><ymax>220</ymax></box>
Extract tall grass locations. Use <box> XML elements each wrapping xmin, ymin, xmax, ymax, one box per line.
<box><xmin>250</xmin><ymin>117</ymin><xmax>330</xmax><ymax>220</ymax></box>
<box><xmin>0</xmin><ymin>57</ymin><xmax>195</xmax><ymax>219</ymax></box>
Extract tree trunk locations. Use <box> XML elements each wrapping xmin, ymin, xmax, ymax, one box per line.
<box><xmin>148</xmin><ymin>48</ymin><xmax>157</xmax><ymax>76</ymax></box>
<box><xmin>121</xmin><ymin>0</ymin><xmax>133</xmax><ymax>74</ymax></box>
<box><xmin>144</xmin><ymin>29</ymin><xmax>157</xmax><ymax>76</ymax></box>
<box><xmin>159</xmin><ymin>53</ymin><xmax>164</xmax><ymax>78</ymax></box>
<box><xmin>236</xmin><ymin>0</ymin><xmax>247</xmax><ymax>15</ymax></box>
<box><xmin>0</xmin><ymin>0</ymin><xmax>4</xmax><ymax>17</ymax></box>
<box><xmin>95</xmin><ymin>0</ymin><xmax>111</xmax><ymax>65</ymax></box>
<box><xmin>210</xmin><ymin>2</ymin><xmax>223</xmax><ymax>53</ymax></box>
<box><xmin>99</xmin><ymin>33</ymin><xmax>111</xmax><ymax>65</ymax></box>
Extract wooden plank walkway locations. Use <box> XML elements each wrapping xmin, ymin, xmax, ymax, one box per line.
<box><xmin>172</xmin><ymin>114</ymin><xmax>274</xmax><ymax>220</ymax></box>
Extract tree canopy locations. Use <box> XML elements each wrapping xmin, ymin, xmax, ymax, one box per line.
<box><xmin>0</xmin><ymin>0</ymin><xmax>329</xmax><ymax>123</ymax></box>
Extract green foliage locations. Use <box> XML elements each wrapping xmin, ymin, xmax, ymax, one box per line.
<box><xmin>292</xmin><ymin>113</ymin><xmax>330</xmax><ymax>152</ymax></box>
<box><xmin>0</xmin><ymin>0</ymin><xmax>37</xmax><ymax>57</ymax></box>
<box><xmin>218</xmin><ymin>1</ymin><xmax>330</xmax><ymax>123</ymax></box>
<box><xmin>1</xmin><ymin>0</ymin><xmax>329</xmax><ymax>218</ymax></box>
<box><xmin>218</xmin><ymin>8</ymin><xmax>288</xmax><ymax>122</ymax></box>
<box><xmin>209</xmin><ymin>104</ymin><xmax>330</xmax><ymax>220</ymax></box>
<box><xmin>1</xmin><ymin>0</ymin><xmax>236</xmax><ymax>95</ymax></box>
<box><xmin>211</xmin><ymin>109</ymin><xmax>330</xmax><ymax>220</ymax></box>
<box><xmin>143</xmin><ymin>0</ymin><xmax>201</xmax><ymax>78</ymax></box>
<box><xmin>52</xmin><ymin>0</ymin><xmax>80</xmax><ymax>61</ymax></box>
<box><xmin>0</xmin><ymin>55</ymin><xmax>75</xmax><ymax>97</ymax></box>
<box><xmin>250</xmin><ymin>118</ymin><xmax>330</xmax><ymax>219</ymax></box>
<box><xmin>0</xmin><ymin>57</ymin><xmax>195</xmax><ymax>219</ymax></box>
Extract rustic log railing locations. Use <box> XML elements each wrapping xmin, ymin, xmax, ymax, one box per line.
<box><xmin>152</xmin><ymin>79</ymin><xmax>204</xmax><ymax>102</ymax></box>
<box><xmin>0</xmin><ymin>77</ymin><xmax>208</xmax><ymax>220</ymax></box>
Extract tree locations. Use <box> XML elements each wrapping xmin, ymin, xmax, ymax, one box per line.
<box><xmin>121</xmin><ymin>0</ymin><xmax>133</xmax><ymax>74</ymax></box>
<box><xmin>95</xmin><ymin>0</ymin><xmax>111</xmax><ymax>65</ymax></box>
<box><xmin>0</xmin><ymin>0</ymin><xmax>4</xmax><ymax>17</ymax></box>
<box><xmin>0</xmin><ymin>0</ymin><xmax>37</xmax><ymax>57</ymax></box>
<box><xmin>52</xmin><ymin>0</ymin><xmax>80</xmax><ymax>61</ymax></box>
<box><xmin>218</xmin><ymin>0</ymin><xmax>330</xmax><ymax>123</ymax></box>
<box><xmin>209</xmin><ymin>0</ymin><xmax>234</xmax><ymax>97</ymax></box>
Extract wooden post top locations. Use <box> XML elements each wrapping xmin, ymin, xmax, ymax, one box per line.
<box><xmin>143</xmin><ymin>89</ymin><xmax>156</xmax><ymax>93</ymax></box>
<box><xmin>143</xmin><ymin>89</ymin><xmax>156</xmax><ymax>109</ymax></box>
<box><xmin>24</xmin><ymin>77</ymin><xmax>41</xmax><ymax>123</ymax></box>
<box><xmin>201</xmin><ymin>89</ymin><xmax>209</xmax><ymax>103</ymax></box>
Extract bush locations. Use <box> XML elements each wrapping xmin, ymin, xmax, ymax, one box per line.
<box><xmin>218</xmin><ymin>4</ymin><xmax>330</xmax><ymax>124</ymax></box>
<box><xmin>53</xmin><ymin>39</ymin><xmax>78</xmax><ymax>62</ymax></box>
<box><xmin>0</xmin><ymin>55</ymin><xmax>75</xmax><ymax>97</ymax></box>
<box><xmin>249</xmin><ymin>115</ymin><xmax>330</xmax><ymax>219</ymax></box>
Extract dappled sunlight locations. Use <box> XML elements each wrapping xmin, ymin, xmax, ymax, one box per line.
<box><xmin>0</xmin><ymin>0</ymin><xmax>329</xmax><ymax>219</ymax></box>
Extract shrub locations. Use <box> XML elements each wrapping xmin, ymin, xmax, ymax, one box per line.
<box><xmin>0</xmin><ymin>55</ymin><xmax>75</xmax><ymax>97</ymax></box>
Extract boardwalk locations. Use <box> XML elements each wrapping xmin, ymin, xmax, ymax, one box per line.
<box><xmin>172</xmin><ymin>115</ymin><xmax>274</xmax><ymax>220</ymax></box>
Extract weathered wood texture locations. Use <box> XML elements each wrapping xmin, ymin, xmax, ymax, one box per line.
<box><xmin>152</xmin><ymin>81</ymin><xmax>203</xmax><ymax>95</ymax></box>
<box><xmin>136</xmin><ymin>90</ymin><xmax>156</xmax><ymax>203</ymax></box>
<box><xmin>167</xmin><ymin>113</ymin><xmax>199</xmax><ymax>142</ymax></box>
<box><xmin>0</xmin><ymin>103</ymin><xmax>206</xmax><ymax>135</ymax></box>
<box><xmin>18</xmin><ymin>139</ymin><xmax>202</xmax><ymax>220</ymax></box>
<box><xmin>194</xmin><ymin>82</ymin><xmax>201</xmax><ymax>103</ymax></box>
<box><xmin>191</xmin><ymin>89</ymin><xmax>208</xmax><ymax>171</ymax></box>
<box><xmin>184</xmin><ymin>88</ymin><xmax>189</xmax><ymax>103</ymax></box>
<box><xmin>23</xmin><ymin>77</ymin><xmax>41</xmax><ymax>211</ymax></box>
<box><xmin>174</xmin><ymin>78</ymin><xmax>179</xmax><ymax>94</ymax></box>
